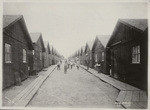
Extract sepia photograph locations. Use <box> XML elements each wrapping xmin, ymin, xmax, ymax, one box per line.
<box><xmin>2</xmin><ymin>0</ymin><xmax>148</xmax><ymax>109</ymax></box>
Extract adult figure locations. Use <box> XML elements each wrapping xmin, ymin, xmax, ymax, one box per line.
<box><xmin>95</xmin><ymin>60</ymin><xmax>101</xmax><ymax>73</ymax></box>
<box><xmin>76</xmin><ymin>60</ymin><xmax>80</xmax><ymax>70</ymax></box>
<box><xmin>86</xmin><ymin>60</ymin><xmax>89</xmax><ymax>70</ymax></box>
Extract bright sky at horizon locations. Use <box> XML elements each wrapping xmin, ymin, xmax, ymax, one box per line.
<box><xmin>3</xmin><ymin>1</ymin><xmax>147</xmax><ymax>58</ymax></box>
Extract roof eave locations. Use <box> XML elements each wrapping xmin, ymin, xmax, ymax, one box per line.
<box><xmin>3</xmin><ymin>15</ymin><xmax>23</xmax><ymax>30</ymax></box>
<box><xmin>119</xmin><ymin>19</ymin><xmax>146</xmax><ymax>33</ymax></box>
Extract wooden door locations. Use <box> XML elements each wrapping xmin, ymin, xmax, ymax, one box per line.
<box><xmin>111</xmin><ymin>48</ymin><xmax>119</xmax><ymax>78</ymax></box>
<box><xmin>113</xmin><ymin>49</ymin><xmax>118</xmax><ymax>78</ymax></box>
<box><xmin>13</xmin><ymin>43</ymin><xmax>22</xmax><ymax>81</ymax></box>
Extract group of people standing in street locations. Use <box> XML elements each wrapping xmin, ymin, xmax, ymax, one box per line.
<box><xmin>57</xmin><ymin>59</ymin><xmax>101</xmax><ymax>74</ymax></box>
<box><xmin>57</xmin><ymin>60</ymin><xmax>80</xmax><ymax>74</ymax></box>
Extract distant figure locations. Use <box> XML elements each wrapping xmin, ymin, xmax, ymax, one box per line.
<box><xmin>70</xmin><ymin>62</ymin><xmax>73</xmax><ymax>69</ymax></box>
<box><xmin>57</xmin><ymin>61</ymin><xmax>61</xmax><ymax>70</ymax></box>
<box><xmin>95</xmin><ymin>60</ymin><xmax>101</xmax><ymax>73</ymax></box>
<box><xmin>76</xmin><ymin>60</ymin><xmax>80</xmax><ymax>70</ymax></box>
<box><xmin>68</xmin><ymin>62</ymin><xmax>70</xmax><ymax>69</ymax></box>
<box><xmin>86</xmin><ymin>60</ymin><xmax>89</xmax><ymax>70</ymax></box>
<box><xmin>64</xmin><ymin>61</ymin><xmax>68</xmax><ymax>74</ymax></box>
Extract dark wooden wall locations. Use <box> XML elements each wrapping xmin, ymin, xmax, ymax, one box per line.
<box><xmin>3</xmin><ymin>21</ymin><xmax>29</xmax><ymax>89</ymax></box>
<box><xmin>49</xmin><ymin>54</ymin><xmax>53</xmax><ymax>66</ymax></box>
<box><xmin>32</xmin><ymin>38</ymin><xmax>43</xmax><ymax>71</ymax></box>
<box><xmin>92</xmin><ymin>39</ymin><xmax>107</xmax><ymax>74</ymax></box>
<box><xmin>44</xmin><ymin>47</ymin><xmax>50</xmax><ymax>68</ymax></box>
<box><xmin>80</xmin><ymin>53</ymin><xmax>86</xmax><ymax>66</ymax></box>
<box><xmin>106</xmin><ymin>22</ymin><xmax>148</xmax><ymax>90</ymax></box>
<box><xmin>85</xmin><ymin>45</ymin><xmax>92</xmax><ymax>67</ymax></box>
<box><xmin>28</xmin><ymin>50</ymin><xmax>34</xmax><ymax>75</ymax></box>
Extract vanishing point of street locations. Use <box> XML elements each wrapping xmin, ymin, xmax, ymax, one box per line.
<box><xmin>27</xmin><ymin>63</ymin><xmax>119</xmax><ymax>108</ymax></box>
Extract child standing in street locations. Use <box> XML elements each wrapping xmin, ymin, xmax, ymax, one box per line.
<box><xmin>57</xmin><ymin>61</ymin><xmax>61</xmax><ymax>70</ymax></box>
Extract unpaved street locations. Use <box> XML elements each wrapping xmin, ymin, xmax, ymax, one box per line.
<box><xmin>28</xmin><ymin>64</ymin><xmax>119</xmax><ymax>108</ymax></box>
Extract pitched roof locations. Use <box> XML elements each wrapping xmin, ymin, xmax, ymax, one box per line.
<box><xmin>3</xmin><ymin>15</ymin><xmax>34</xmax><ymax>50</ymax></box>
<box><xmin>44</xmin><ymin>41</ymin><xmax>51</xmax><ymax>54</ymax></box>
<box><xmin>44</xmin><ymin>41</ymin><xmax>49</xmax><ymax>48</ymax></box>
<box><xmin>49</xmin><ymin>45</ymin><xmax>52</xmax><ymax>51</ymax></box>
<box><xmin>3</xmin><ymin>15</ymin><xmax>22</xmax><ymax>28</ymax></box>
<box><xmin>86</xmin><ymin>41</ymin><xmax>94</xmax><ymax>50</ymax></box>
<box><xmin>30</xmin><ymin>33</ymin><xmax>41</xmax><ymax>43</ymax></box>
<box><xmin>30</xmin><ymin>33</ymin><xmax>45</xmax><ymax>52</ymax></box>
<box><xmin>96</xmin><ymin>35</ymin><xmax>111</xmax><ymax>47</ymax></box>
<box><xmin>53</xmin><ymin>48</ymin><xmax>56</xmax><ymax>54</ymax></box>
<box><xmin>81</xmin><ymin>46</ymin><xmax>85</xmax><ymax>52</ymax></box>
<box><xmin>119</xmin><ymin>19</ymin><xmax>148</xmax><ymax>32</ymax></box>
<box><xmin>78</xmin><ymin>49</ymin><xmax>81</xmax><ymax>54</ymax></box>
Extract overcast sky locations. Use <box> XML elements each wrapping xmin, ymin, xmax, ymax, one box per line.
<box><xmin>3</xmin><ymin>1</ymin><xmax>147</xmax><ymax>58</ymax></box>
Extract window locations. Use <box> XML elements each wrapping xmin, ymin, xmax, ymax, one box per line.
<box><xmin>23</xmin><ymin>49</ymin><xmax>27</xmax><ymax>63</ymax></box>
<box><xmin>102</xmin><ymin>52</ymin><xmax>104</xmax><ymax>61</ymax></box>
<box><xmin>5</xmin><ymin>43</ymin><xmax>11</xmax><ymax>63</ymax></box>
<box><xmin>95</xmin><ymin>54</ymin><xmax>97</xmax><ymax>62</ymax></box>
<box><xmin>132</xmin><ymin>45</ymin><xmax>140</xmax><ymax>63</ymax></box>
<box><xmin>32</xmin><ymin>50</ymin><xmax>35</xmax><ymax>55</ymax></box>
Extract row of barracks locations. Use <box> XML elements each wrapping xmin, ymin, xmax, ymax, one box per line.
<box><xmin>3</xmin><ymin>15</ymin><xmax>62</xmax><ymax>89</ymax></box>
<box><xmin>70</xmin><ymin>19</ymin><xmax>148</xmax><ymax>90</ymax></box>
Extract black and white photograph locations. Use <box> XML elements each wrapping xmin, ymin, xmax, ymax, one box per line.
<box><xmin>2</xmin><ymin>0</ymin><xmax>149</xmax><ymax>109</ymax></box>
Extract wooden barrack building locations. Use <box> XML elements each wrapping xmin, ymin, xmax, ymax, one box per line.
<box><xmin>106</xmin><ymin>19</ymin><xmax>148</xmax><ymax>90</ymax></box>
<box><xmin>30</xmin><ymin>33</ymin><xmax>45</xmax><ymax>73</ymax></box>
<box><xmin>3</xmin><ymin>15</ymin><xmax>34</xmax><ymax>89</ymax></box>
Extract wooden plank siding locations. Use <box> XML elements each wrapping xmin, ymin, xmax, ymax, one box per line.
<box><xmin>49</xmin><ymin>54</ymin><xmax>52</xmax><ymax>66</ymax></box>
<box><xmin>3</xmin><ymin>15</ymin><xmax>34</xmax><ymax>89</ymax></box>
<box><xmin>92</xmin><ymin>35</ymin><xmax>110</xmax><ymax>74</ymax></box>
<box><xmin>28</xmin><ymin>50</ymin><xmax>34</xmax><ymax>74</ymax></box>
<box><xmin>29</xmin><ymin>33</ymin><xmax>45</xmax><ymax>74</ymax></box>
<box><xmin>43</xmin><ymin>42</ymin><xmax>50</xmax><ymax>68</ymax></box>
<box><xmin>33</xmin><ymin>42</ymin><xmax>43</xmax><ymax>71</ymax></box>
<box><xmin>84</xmin><ymin>41</ymin><xmax>94</xmax><ymax>68</ymax></box>
<box><xmin>84</xmin><ymin>46</ymin><xmax>91</xmax><ymax>67</ymax></box>
<box><xmin>80</xmin><ymin>47</ymin><xmax>86</xmax><ymax>66</ymax></box>
<box><xmin>92</xmin><ymin>38</ymin><xmax>104</xmax><ymax>70</ymax></box>
<box><xmin>106</xmin><ymin>19</ymin><xmax>148</xmax><ymax>90</ymax></box>
<box><xmin>50</xmin><ymin>54</ymin><xmax>57</xmax><ymax>65</ymax></box>
<box><xmin>48</xmin><ymin>45</ymin><xmax>53</xmax><ymax>66</ymax></box>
